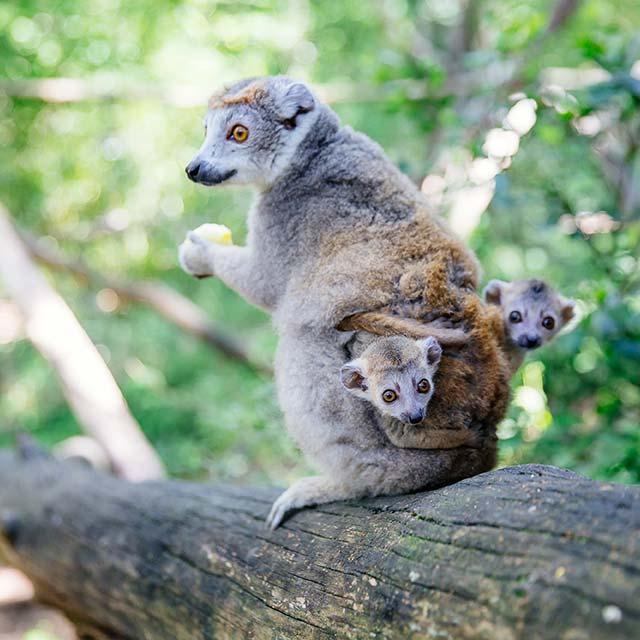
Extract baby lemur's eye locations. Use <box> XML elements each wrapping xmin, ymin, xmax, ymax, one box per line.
<box><xmin>542</xmin><ymin>316</ymin><xmax>555</xmax><ymax>330</ymax></box>
<box><xmin>509</xmin><ymin>311</ymin><xmax>522</xmax><ymax>323</ymax></box>
<box><xmin>416</xmin><ymin>379</ymin><xmax>431</xmax><ymax>394</ymax></box>
<box><xmin>382</xmin><ymin>389</ymin><xmax>397</xmax><ymax>403</ymax></box>
<box><xmin>228</xmin><ymin>124</ymin><xmax>249</xmax><ymax>143</ymax></box>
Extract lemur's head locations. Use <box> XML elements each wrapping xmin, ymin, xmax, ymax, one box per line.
<box><xmin>185</xmin><ymin>77</ymin><xmax>318</xmax><ymax>188</ymax></box>
<box><xmin>340</xmin><ymin>336</ymin><xmax>442</xmax><ymax>425</ymax></box>
<box><xmin>484</xmin><ymin>278</ymin><xmax>575</xmax><ymax>351</ymax></box>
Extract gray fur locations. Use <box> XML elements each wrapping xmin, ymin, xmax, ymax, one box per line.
<box><xmin>179</xmin><ymin>77</ymin><xmax>491</xmax><ymax>529</ymax></box>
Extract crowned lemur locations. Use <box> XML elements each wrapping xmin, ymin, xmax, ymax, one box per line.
<box><xmin>179</xmin><ymin>76</ymin><xmax>511</xmax><ymax>528</ymax></box>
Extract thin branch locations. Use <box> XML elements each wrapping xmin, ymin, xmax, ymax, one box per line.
<box><xmin>0</xmin><ymin>71</ymin><xmax>525</xmax><ymax>107</ymax></box>
<box><xmin>545</xmin><ymin>0</ymin><xmax>583</xmax><ymax>35</ymax></box>
<box><xmin>0</xmin><ymin>203</ymin><xmax>165</xmax><ymax>481</ymax></box>
<box><xmin>21</xmin><ymin>231</ymin><xmax>273</xmax><ymax>377</ymax></box>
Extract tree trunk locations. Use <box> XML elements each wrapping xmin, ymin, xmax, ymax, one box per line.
<box><xmin>0</xmin><ymin>451</ymin><xmax>637</xmax><ymax>640</ymax></box>
<box><xmin>0</xmin><ymin>204</ymin><xmax>165</xmax><ymax>481</ymax></box>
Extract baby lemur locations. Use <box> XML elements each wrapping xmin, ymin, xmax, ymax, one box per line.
<box><xmin>341</xmin><ymin>335</ymin><xmax>480</xmax><ymax>449</ymax></box>
<box><xmin>179</xmin><ymin>76</ymin><xmax>511</xmax><ymax>528</ymax></box>
<box><xmin>341</xmin><ymin>336</ymin><xmax>442</xmax><ymax>426</ymax></box>
<box><xmin>483</xmin><ymin>278</ymin><xmax>575</xmax><ymax>373</ymax></box>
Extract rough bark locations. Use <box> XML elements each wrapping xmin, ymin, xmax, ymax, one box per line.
<box><xmin>0</xmin><ymin>452</ymin><xmax>637</xmax><ymax>640</ymax></box>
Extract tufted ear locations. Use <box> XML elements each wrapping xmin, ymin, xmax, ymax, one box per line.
<box><xmin>418</xmin><ymin>337</ymin><xmax>442</xmax><ymax>367</ymax></box>
<box><xmin>483</xmin><ymin>279</ymin><xmax>507</xmax><ymax>305</ymax></box>
<box><xmin>276</xmin><ymin>82</ymin><xmax>315</xmax><ymax>125</ymax></box>
<box><xmin>340</xmin><ymin>360</ymin><xmax>369</xmax><ymax>398</ymax></box>
<box><xmin>560</xmin><ymin>298</ymin><xmax>576</xmax><ymax>323</ymax></box>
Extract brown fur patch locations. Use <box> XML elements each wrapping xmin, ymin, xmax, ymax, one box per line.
<box><xmin>398</xmin><ymin>268</ymin><xmax>425</xmax><ymax>299</ymax></box>
<box><xmin>208</xmin><ymin>82</ymin><xmax>267</xmax><ymax>110</ymax></box>
<box><xmin>289</xmin><ymin>177</ymin><xmax>507</xmax><ymax>460</ymax></box>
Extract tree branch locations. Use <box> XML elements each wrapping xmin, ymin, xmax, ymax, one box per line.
<box><xmin>21</xmin><ymin>232</ymin><xmax>273</xmax><ymax>377</ymax></box>
<box><xmin>545</xmin><ymin>0</ymin><xmax>583</xmax><ymax>34</ymax></box>
<box><xmin>0</xmin><ymin>204</ymin><xmax>165</xmax><ymax>481</ymax></box>
<box><xmin>0</xmin><ymin>452</ymin><xmax>637</xmax><ymax>639</ymax></box>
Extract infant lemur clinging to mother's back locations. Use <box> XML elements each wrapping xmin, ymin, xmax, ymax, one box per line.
<box><xmin>339</xmin><ymin>277</ymin><xmax>574</xmax><ymax>451</ymax></box>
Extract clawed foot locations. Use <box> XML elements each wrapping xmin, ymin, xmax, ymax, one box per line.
<box><xmin>178</xmin><ymin>232</ymin><xmax>215</xmax><ymax>278</ymax></box>
<box><xmin>266</xmin><ymin>489</ymin><xmax>299</xmax><ymax>530</ymax></box>
<box><xmin>266</xmin><ymin>476</ymin><xmax>351</xmax><ymax>530</ymax></box>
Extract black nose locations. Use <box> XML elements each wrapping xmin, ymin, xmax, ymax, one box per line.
<box><xmin>518</xmin><ymin>335</ymin><xmax>541</xmax><ymax>349</ymax></box>
<box><xmin>409</xmin><ymin>412</ymin><xmax>424</xmax><ymax>424</ymax></box>
<box><xmin>185</xmin><ymin>160</ymin><xmax>202</xmax><ymax>182</ymax></box>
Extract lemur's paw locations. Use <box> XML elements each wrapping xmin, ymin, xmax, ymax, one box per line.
<box><xmin>178</xmin><ymin>232</ymin><xmax>215</xmax><ymax>278</ymax></box>
<box><xmin>266</xmin><ymin>489</ymin><xmax>299</xmax><ymax>530</ymax></box>
<box><xmin>266</xmin><ymin>476</ymin><xmax>338</xmax><ymax>530</ymax></box>
<box><xmin>266</xmin><ymin>491</ymin><xmax>292</xmax><ymax>531</ymax></box>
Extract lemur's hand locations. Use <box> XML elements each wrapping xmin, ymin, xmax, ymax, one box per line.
<box><xmin>178</xmin><ymin>231</ymin><xmax>216</xmax><ymax>279</ymax></box>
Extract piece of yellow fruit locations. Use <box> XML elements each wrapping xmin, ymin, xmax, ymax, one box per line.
<box><xmin>193</xmin><ymin>223</ymin><xmax>233</xmax><ymax>245</ymax></box>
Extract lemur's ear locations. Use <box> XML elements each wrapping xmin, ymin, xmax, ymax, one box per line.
<box><xmin>560</xmin><ymin>298</ymin><xmax>576</xmax><ymax>323</ymax></box>
<box><xmin>418</xmin><ymin>337</ymin><xmax>442</xmax><ymax>366</ymax></box>
<box><xmin>277</xmin><ymin>82</ymin><xmax>315</xmax><ymax>125</ymax></box>
<box><xmin>483</xmin><ymin>279</ymin><xmax>507</xmax><ymax>305</ymax></box>
<box><xmin>340</xmin><ymin>360</ymin><xmax>368</xmax><ymax>396</ymax></box>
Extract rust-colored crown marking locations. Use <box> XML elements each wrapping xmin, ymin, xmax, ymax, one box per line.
<box><xmin>208</xmin><ymin>83</ymin><xmax>267</xmax><ymax>110</ymax></box>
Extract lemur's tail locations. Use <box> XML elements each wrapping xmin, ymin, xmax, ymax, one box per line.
<box><xmin>336</xmin><ymin>311</ymin><xmax>469</xmax><ymax>347</ymax></box>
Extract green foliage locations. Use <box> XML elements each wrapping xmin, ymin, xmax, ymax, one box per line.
<box><xmin>0</xmin><ymin>0</ymin><xmax>638</xmax><ymax>484</ymax></box>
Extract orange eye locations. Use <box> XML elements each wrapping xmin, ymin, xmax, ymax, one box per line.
<box><xmin>417</xmin><ymin>379</ymin><xmax>431</xmax><ymax>394</ymax></box>
<box><xmin>229</xmin><ymin>124</ymin><xmax>249</xmax><ymax>143</ymax></box>
<box><xmin>382</xmin><ymin>389</ymin><xmax>397</xmax><ymax>403</ymax></box>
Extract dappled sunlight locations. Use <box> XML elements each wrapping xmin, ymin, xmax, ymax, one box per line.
<box><xmin>505</xmin><ymin>98</ymin><xmax>537</xmax><ymax>136</ymax></box>
<box><xmin>483</xmin><ymin>127</ymin><xmax>520</xmax><ymax>158</ymax></box>
<box><xmin>558</xmin><ymin>211</ymin><xmax>620</xmax><ymax>235</ymax></box>
<box><xmin>0</xmin><ymin>300</ymin><xmax>23</xmax><ymax>345</ymax></box>
<box><xmin>448</xmin><ymin>182</ymin><xmax>496</xmax><ymax>239</ymax></box>
<box><xmin>513</xmin><ymin>361</ymin><xmax>552</xmax><ymax>442</ymax></box>
<box><xmin>95</xmin><ymin>287</ymin><xmax>120</xmax><ymax>313</ymax></box>
<box><xmin>540</xmin><ymin>66</ymin><xmax>610</xmax><ymax>90</ymax></box>
<box><xmin>431</xmin><ymin>96</ymin><xmax>539</xmax><ymax>239</ymax></box>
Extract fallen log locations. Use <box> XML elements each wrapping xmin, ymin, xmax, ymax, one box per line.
<box><xmin>0</xmin><ymin>451</ymin><xmax>638</xmax><ymax>639</ymax></box>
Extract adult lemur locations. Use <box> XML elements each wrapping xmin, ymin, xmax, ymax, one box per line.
<box><xmin>179</xmin><ymin>76</ymin><xmax>511</xmax><ymax>528</ymax></box>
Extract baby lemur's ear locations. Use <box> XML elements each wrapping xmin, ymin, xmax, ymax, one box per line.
<box><xmin>483</xmin><ymin>279</ymin><xmax>508</xmax><ymax>305</ymax></box>
<box><xmin>560</xmin><ymin>298</ymin><xmax>576</xmax><ymax>323</ymax></box>
<box><xmin>418</xmin><ymin>337</ymin><xmax>442</xmax><ymax>366</ymax></box>
<box><xmin>340</xmin><ymin>360</ymin><xmax>368</xmax><ymax>396</ymax></box>
<box><xmin>277</xmin><ymin>82</ymin><xmax>315</xmax><ymax>124</ymax></box>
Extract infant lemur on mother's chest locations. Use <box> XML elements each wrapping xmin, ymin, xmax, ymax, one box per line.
<box><xmin>341</xmin><ymin>332</ymin><xmax>482</xmax><ymax>449</ymax></box>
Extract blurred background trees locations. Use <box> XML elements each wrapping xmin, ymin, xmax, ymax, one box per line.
<box><xmin>0</xmin><ymin>0</ymin><xmax>638</xmax><ymax>486</ymax></box>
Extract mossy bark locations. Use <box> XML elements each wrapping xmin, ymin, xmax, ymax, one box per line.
<box><xmin>0</xmin><ymin>452</ymin><xmax>638</xmax><ymax>639</ymax></box>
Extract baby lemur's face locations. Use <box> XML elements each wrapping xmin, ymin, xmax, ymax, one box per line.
<box><xmin>340</xmin><ymin>336</ymin><xmax>442</xmax><ymax>424</ymax></box>
<box><xmin>484</xmin><ymin>278</ymin><xmax>575</xmax><ymax>350</ymax></box>
<box><xmin>185</xmin><ymin>77</ymin><xmax>318</xmax><ymax>188</ymax></box>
